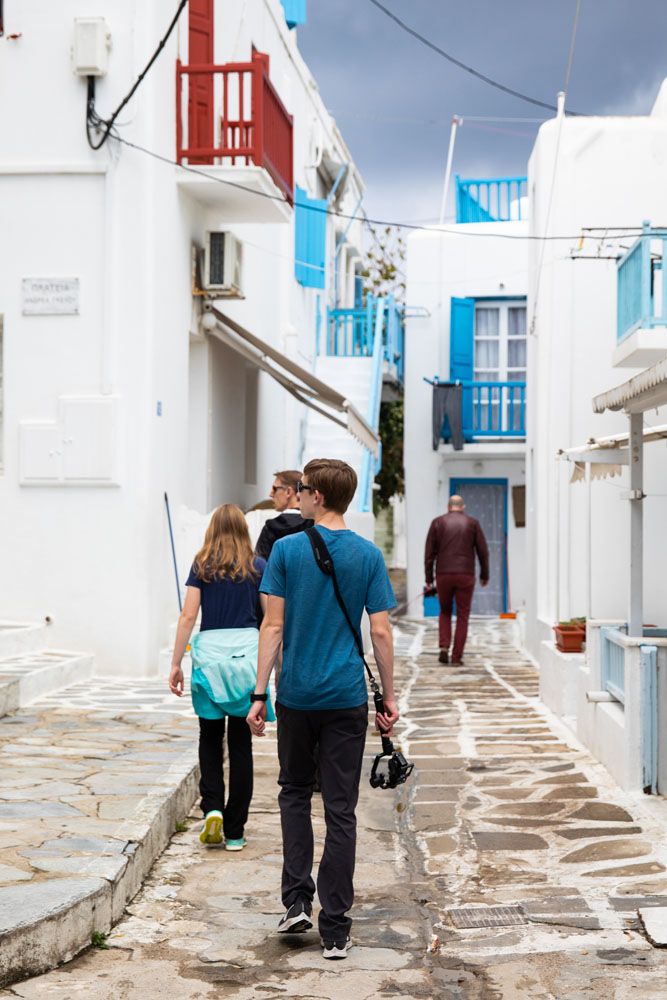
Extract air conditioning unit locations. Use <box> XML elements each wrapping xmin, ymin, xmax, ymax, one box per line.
<box><xmin>203</xmin><ymin>231</ymin><xmax>243</xmax><ymax>297</ymax></box>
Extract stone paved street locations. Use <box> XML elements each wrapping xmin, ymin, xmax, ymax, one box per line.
<box><xmin>4</xmin><ymin>620</ymin><xmax>667</xmax><ymax>997</ymax></box>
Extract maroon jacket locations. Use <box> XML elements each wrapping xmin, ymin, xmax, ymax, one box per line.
<box><xmin>424</xmin><ymin>511</ymin><xmax>490</xmax><ymax>583</ymax></box>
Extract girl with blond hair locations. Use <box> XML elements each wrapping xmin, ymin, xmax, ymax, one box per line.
<box><xmin>169</xmin><ymin>504</ymin><xmax>274</xmax><ymax>850</ymax></box>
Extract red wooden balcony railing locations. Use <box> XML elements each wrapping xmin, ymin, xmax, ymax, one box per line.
<box><xmin>176</xmin><ymin>50</ymin><xmax>294</xmax><ymax>204</ymax></box>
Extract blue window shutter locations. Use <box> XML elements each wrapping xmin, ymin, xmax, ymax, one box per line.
<box><xmin>280</xmin><ymin>0</ymin><xmax>307</xmax><ymax>29</ymax></box>
<box><xmin>295</xmin><ymin>186</ymin><xmax>326</xmax><ymax>289</ymax></box>
<box><xmin>449</xmin><ymin>297</ymin><xmax>474</xmax><ymax>439</ymax></box>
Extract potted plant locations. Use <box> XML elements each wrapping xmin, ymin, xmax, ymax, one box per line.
<box><xmin>553</xmin><ymin>620</ymin><xmax>585</xmax><ymax>653</ymax></box>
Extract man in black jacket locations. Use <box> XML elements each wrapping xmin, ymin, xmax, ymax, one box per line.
<box><xmin>255</xmin><ymin>470</ymin><xmax>313</xmax><ymax>560</ymax></box>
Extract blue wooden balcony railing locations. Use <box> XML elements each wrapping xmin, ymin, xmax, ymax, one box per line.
<box><xmin>600</xmin><ymin>627</ymin><xmax>626</xmax><ymax>704</ymax></box>
<box><xmin>456</xmin><ymin>176</ymin><xmax>527</xmax><ymax>224</ymax></box>
<box><xmin>462</xmin><ymin>380</ymin><xmax>526</xmax><ymax>438</ymax></box>
<box><xmin>617</xmin><ymin>222</ymin><xmax>667</xmax><ymax>342</ymax></box>
<box><xmin>325</xmin><ymin>295</ymin><xmax>404</xmax><ymax>382</ymax></box>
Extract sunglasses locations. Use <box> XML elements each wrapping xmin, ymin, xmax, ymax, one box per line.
<box><xmin>296</xmin><ymin>481</ymin><xmax>314</xmax><ymax>493</ymax></box>
<box><xmin>270</xmin><ymin>485</ymin><xmax>287</xmax><ymax>494</ymax></box>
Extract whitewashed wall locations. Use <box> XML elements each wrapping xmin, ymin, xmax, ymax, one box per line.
<box><xmin>404</xmin><ymin>224</ymin><xmax>528</xmax><ymax>612</ymax></box>
<box><xmin>525</xmin><ymin>84</ymin><xmax>667</xmax><ymax>659</ymax></box>
<box><xmin>0</xmin><ymin>0</ymin><xmax>366</xmax><ymax>674</ymax></box>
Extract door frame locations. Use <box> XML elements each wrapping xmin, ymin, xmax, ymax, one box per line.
<box><xmin>449</xmin><ymin>477</ymin><xmax>508</xmax><ymax>614</ymax></box>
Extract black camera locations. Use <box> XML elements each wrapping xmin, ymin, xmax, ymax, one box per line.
<box><xmin>370</xmin><ymin>745</ymin><xmax>414</xmax><ymax>789</ymax></box>
<box><xmin>370</xmin><ymin>691</ymin><xmax>414</xmax><ymax>790</ymax></box>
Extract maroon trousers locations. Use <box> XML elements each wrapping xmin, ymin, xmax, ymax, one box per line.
<box><xmin>436</xmin><ymin>573</ymin><xmax>476</xmax><ymax>661</ymax></box>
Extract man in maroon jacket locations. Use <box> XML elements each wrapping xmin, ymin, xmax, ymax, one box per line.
<box><xmin>424</xmin><ymin>496</ymin><xmax>489</xmax><ymax>664</ymax></box>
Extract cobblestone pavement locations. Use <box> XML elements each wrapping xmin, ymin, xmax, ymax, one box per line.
<box><xmin>5</xmin><ymin>620</ymin><xmax>667</xmax><ymax>998</ymax></box>
<box><xmin>0</xmin><ymin>681</ymin><xmax>198</xmax><ymax>984</ymax></box>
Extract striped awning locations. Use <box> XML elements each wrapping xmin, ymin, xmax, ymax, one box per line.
<box><xmin>202</xmin><ymin>305</ymin><xmax>379</xmax><ymax>456</ymax></box>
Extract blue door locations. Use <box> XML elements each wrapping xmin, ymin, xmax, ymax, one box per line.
<box><xmin>450</xmin><ymin>479</ymin><xmax>508</xmax><ymax>614</ymax></box>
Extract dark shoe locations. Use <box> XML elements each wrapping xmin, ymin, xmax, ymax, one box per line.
<box><xmin>277</xmin><ymin>899</ymin><xmax>313</xmax><ymax>934</ymax></box>
<box><xmin>451</xmin><ymin>658</ymin><xmax>464</xmax><ymax>666</ymax></box>
<box><xmin>322</xmin><ymin>936</ymin><xmax>351</xmax><ymax>960</ymax></box>
<box><xmin>438</xmin><ymin>649</ymin><xmax>449</xmax><ymax>664</ymax></box>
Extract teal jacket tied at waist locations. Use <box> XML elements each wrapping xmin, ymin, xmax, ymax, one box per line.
<box><xmin>190</xmin><ymin>627</ymin><xmax>276</xmax><ymax>722</ymax></box>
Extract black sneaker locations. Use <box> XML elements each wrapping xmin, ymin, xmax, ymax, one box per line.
<box><xmin>322</xmin><ymin>936</ymin><xmax>351</xmax><ymax>960</ymax></box>
<box><xmin>438</xmin><ymin>649</ymin><xmax>449</xmax><ymax>664</ymax></box>
<box><xmin>277</xmin><ymin>899</ymin><xmax>313</xmax><ymax>934</ymax></box>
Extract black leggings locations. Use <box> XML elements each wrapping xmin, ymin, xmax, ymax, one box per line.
<box><xmin>198</xmin><ymin>715</ymin><xmax>253</xmax><ymax>840</ymax></box>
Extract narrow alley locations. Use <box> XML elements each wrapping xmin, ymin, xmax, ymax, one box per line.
<box><xmin>4</xmin><ymin>621</ymin><xmax>667</xmax><ymax>998</ymax></box>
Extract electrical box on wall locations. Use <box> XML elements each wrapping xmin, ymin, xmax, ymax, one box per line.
<box><xmin>72</xmin><ymin>18</ymin><xmax>111</xmax><ymax>77</ymax></box>
<box><xmin>203</xmin><ymin>232</ymin><xmax>243</xmax><ymax>297</ymax></box>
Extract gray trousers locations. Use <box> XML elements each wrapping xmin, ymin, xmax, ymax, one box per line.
<box><xmin>276</xmin><ymin>701</ymin><xmax>368</xmax><ymax>939</ymax></box>
<box><xmin>432</xmin><ymin>383</ymin><xmax>464</xmax><ymax>450</ymax></box>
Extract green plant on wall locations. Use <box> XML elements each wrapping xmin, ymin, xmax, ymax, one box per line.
<box><xmin>374</xmin><ymin>399</ymin><xmax>404</xmax><ymax>514</ymax></box>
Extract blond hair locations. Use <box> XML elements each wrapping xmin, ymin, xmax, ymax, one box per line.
<box><xmin>193</xmin><ymin>504</ymin><xmax>258</xmax><ymax>583</ymax></box>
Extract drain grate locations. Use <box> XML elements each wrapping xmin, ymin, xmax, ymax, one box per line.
<box><xmin>447</xmin><ymin>905</ymin><xmax>527</xmax><ymax>929</ymax></box>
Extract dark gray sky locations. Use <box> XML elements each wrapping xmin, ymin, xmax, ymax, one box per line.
<box><xmin>298</xmin><ymin>1</ymin><xmax>667</xmax><ymax>223</ymax></box>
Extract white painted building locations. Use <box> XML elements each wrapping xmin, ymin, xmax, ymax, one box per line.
<box><xmin>525</xmin><ymin>82</ymin><xmax>667</xmax><ymax>793</ymax></box>
<box><xmin>405</xmin><ymin>181</ymin><xmax>528</xmax><ymax>620</ymax></box>
<box><xmin>0</xmin><ymin>0</ymin><xmax>391</xmax><ymax>677</ymax></box>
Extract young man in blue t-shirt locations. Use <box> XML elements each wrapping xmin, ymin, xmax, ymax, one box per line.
<box><xmin>247</xmin><ymin>458</ymin><xmax>398</xmax><ymax>960</ymax></box>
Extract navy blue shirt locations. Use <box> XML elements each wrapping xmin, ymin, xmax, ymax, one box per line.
<box><xmin>186</xmin><ymin>558</ymin><xmax>266</xmax><ymax>631</ymax></box>
<box><xmin>260</xmin><ymin>528</ymin><xmax>395</xmax><ymax>710</ymax></box>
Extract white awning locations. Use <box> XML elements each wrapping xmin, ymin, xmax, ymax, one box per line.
<box><xmin>557</xmin><ymin>424</ymin><xmax>667</xmax><ymax>480</ymax></box>
<box><xmin>202</xmin><ymin>305</ymin><xmax>379</xmax><ymax>456</ymax></box>
<box><xmin>593</xmin><ymin>357</ymin><xmax>667</xmax><ymax>414</ymax></box>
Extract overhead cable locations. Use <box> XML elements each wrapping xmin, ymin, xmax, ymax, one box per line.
<box><xmin>111</xmin><ymin>132</ymin><xmax>650</xmax><ymax>243</ymax></box>
<box><xmin>87</xmin><ymin>0</ymin><xmax>188</xmax><ymax>150</ymax></box>
<box><xmin>367</xmin><ymin>0</ymin><xmax>584</xmax><ymax>115</ymax></box>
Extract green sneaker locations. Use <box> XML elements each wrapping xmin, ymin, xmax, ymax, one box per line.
<box><xmin>224</xmin><ymin>837</ymin><xmax>246</xmax><ymax>852</ymax></box>
<box><xmin>199</xmin><ymin>811</ymin><xmax>223</xmax><ymax>846</ymax></box>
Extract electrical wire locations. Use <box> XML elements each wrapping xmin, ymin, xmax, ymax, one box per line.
<box><xmin>87</xmin><ymin>0</ymin><xmax>188</xmax><ymax>150</ymax></box>
<box><xmin>330</xmin><ymin>109</ymin><xmax>545</xmax><ymax>127</ymax></box>
<box><xmin>367</xmin><ymin>0</ymin><xmax>584</xmax><ymax>116</ymax></box>
<box><xmin>110</xmin><ymin>132</ymin><xmax>650</xmax><ymax>244</ymax></box>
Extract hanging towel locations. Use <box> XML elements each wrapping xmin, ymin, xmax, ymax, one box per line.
<box><xmin>190</xmin><ymin>627</ymin><xmax>276</xmax><ymax>722</ymax></box>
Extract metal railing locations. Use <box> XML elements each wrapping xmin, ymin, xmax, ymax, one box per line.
<box><xmin>617</xmin><ymin>222</ymin><xmax>667</xmax><ymax>342</ymax></box>
<box><xmin>456</xmin><ymin>176</ymin><xmax>527</xmax><ymax>224</ymax></box>
<box><xmin>176</xmin><ymin>50</ymin><xmax>294</xmax><ymax>203</ymax></box>
<box><xmin>326</xmin><ymin>295</ymin><xmax>404</xmax><ymax>382</ymax></box>
<box><xmin>462</xmin><ymin>380</ymin><xmax>526</xmax><ymax>438</ymax></box>
<box><xmin>600</xmin><ymin>627</ymin><xmax>626</xmax><ymax>704</ymax></box>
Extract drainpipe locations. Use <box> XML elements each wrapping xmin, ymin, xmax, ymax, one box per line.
<box><xmin>628</xmin><ymin>410</ymin><xmax>644</xmax><ymax>637</ymax></box>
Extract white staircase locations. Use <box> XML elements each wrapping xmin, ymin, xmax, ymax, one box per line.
<box><xmin>0</xmin><ymin>621</ymin><xmax>94</xmax><ymax>718</ymax></box>
<box><xmin>302</xmin><ymin>355</ymin><xmax>374</xmax><ymax>504</ymax></box>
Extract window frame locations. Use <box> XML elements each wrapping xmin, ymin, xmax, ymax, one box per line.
<box><xmin>473</xmin><ymin>299</ymin><xmax>526</xmax><ymax>384</ymax></box>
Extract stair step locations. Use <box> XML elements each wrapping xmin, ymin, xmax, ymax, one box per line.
<box><xmin>0</xmin><ymin>650</ymin><xmax>94</xmax><ymax>718</ymax></box>
<box><xmin>0</xmin><ymin>621</ymin><xmax>48</xmax><ymax>658</ymax></box>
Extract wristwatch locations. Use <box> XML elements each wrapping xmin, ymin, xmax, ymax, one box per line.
<box><xmin>250</xmin><ymin>692</ymin><xmax>268</xmax><ymax>702</ymax></box>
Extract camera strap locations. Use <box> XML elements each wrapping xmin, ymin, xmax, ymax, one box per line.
<box><xmin>305</xmin><ymin>527</ymin><xmax>379</xmax><ymax>693</ymax></box>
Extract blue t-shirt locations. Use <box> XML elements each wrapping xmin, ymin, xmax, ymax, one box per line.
<box><xmin>260</xmin><ymin>527</ymin><xmax>396</xmax><ymax>710</ymax></box>
<box><xmin>186</xmin><ymin>558</ymin><xmax>266</xmax><ymax>631</ymax></box>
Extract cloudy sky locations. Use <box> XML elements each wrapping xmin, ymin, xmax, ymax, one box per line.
<box><xmin>298</xmin><ymin>0</ymin><xmax>667</xmax><ymax>223</ymax></box>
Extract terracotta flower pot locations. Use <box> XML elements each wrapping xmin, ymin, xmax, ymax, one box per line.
<box><xmin>553</xmin><ymin>625</ymin><xmax>584</xmax><ymax>654</ymax></box>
